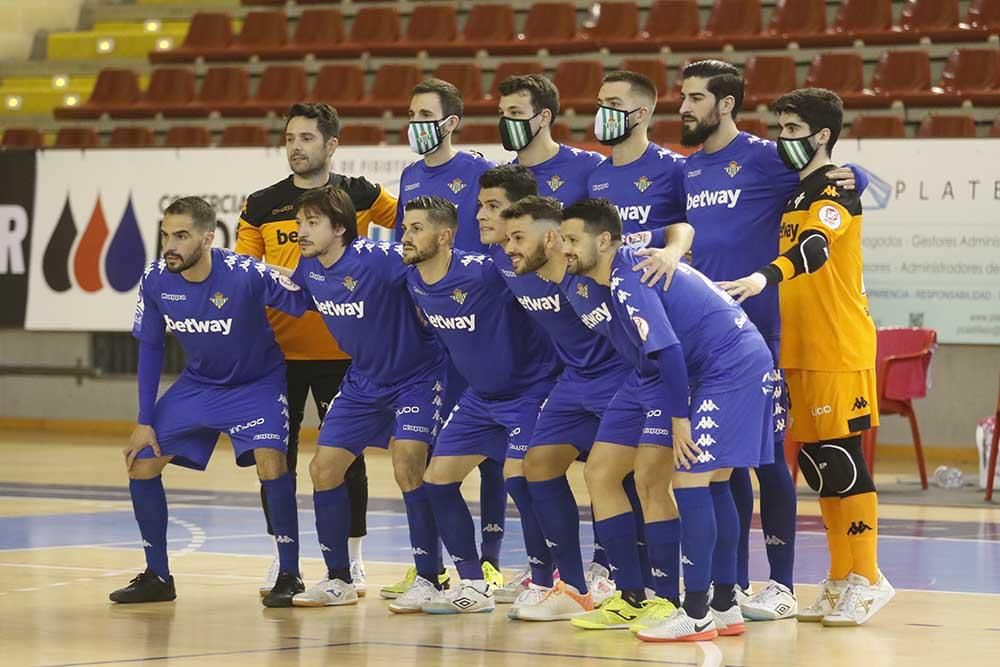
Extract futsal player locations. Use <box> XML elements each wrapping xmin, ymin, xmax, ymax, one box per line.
<box><xmin>113</xmin><ymin>197</ymin><xmax>309</xmax><ymax>608</ymax></box>
<box><xmin>237</xmin><ymin>103</ymin><xmax>396</xmax><ymax>596</ymax></box>
<box><xmin>560</xmin><ymin>198</ymin><xmax>775</xmax><ymax>642</ymax></box>
<box><xmin>719</xmin><ymin>88</ymin><xmax>894</xmax><ymax>627</ymax></box>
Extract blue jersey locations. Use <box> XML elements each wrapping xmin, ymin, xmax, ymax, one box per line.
<box><xmin>517</xmin><ymin>144</ymin><xmax>603</xmax><ymax>206</ymax></box>
<box><xmin>132</xmin><ymin>248</ymin><xmax>308</xmax><ymax>385</ymax></box>
<box><xmin>610</xmin><ymin>246</ymin><xmax>772</xmax><ymax>389</ymax></box>
<box><xmin>407</xmin><ymin>249</ymin><xmax>560</xmax><ymax>399</ymax></box>
<box><xmin>683</xmin><ymin>132</ymin><xmax>799</xmax><ymax>343</ymax></box>
<box><xmin>488</xmin><ymin>246</ymin><xmax>626</xmax><ymax>380</ymax></box>
<box><xmin>291</xmin><ymin>239</ymin><xmax>445</xmax><ymax>385</ymax></box>
<box><xmin>393</xmin><ymin>150</ymin><xmax>495</xmax><ymax>253</ymax></box>
<box><xmin>586</xmin><ymin>143</ymin><xmax>687</xmax><ymax>235</ymax></box>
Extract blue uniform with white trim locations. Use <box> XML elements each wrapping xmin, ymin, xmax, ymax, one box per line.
<box><xmin>291</xmin><ymin>239</ymin><xmax>448</xmax><ymax>454</ymax></box>
<box><xmin>517</xmin><ymin>144</ymin><xmax>603</xmax><ymax>206</ymax></box>
<box><xmin>131</xmin><ymin>249</ymin><xmax>310</xmax><ymax>470</ymax></box>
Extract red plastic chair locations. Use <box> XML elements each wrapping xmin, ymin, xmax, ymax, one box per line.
<box><xmin>985</xmin><ymin>371</ymin><xmax>1000</xmax><ymax>501</ymax></box>
<box><xmin>864</xmin><ymin>327</ymin><xmax>937</xmax><ymax>489</ymax></box>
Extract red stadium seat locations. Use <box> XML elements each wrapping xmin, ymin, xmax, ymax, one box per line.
<box><xmin>553</xmin><ymin>60</ymin><xmax>606</xmax><ymax>112</ymax></box>
<box><xmin>338</xmin><ymin>124</ymin><xmax>386</xmax><ymax>146</ymax></box>
<box><xmin>456</xmin><ymin>122</ymin><xmax>499</xmax><ymax>145</ymax></box>
<box><xmin>110</xmin><ymin>67</ymin><xmax>196</xmax><ymax>119</ymax></box>
<box><xmin>743</xmin><ymin>55</ymin><xmax>797</xmax><ymax>109</ymax></box>
<box><xmin>607</xmin><ymin>0</ymin><xmax>705</xmax><ymax>52</ymax></box>
<box><xmin>150</xmin><ymin>12</ymin><xmax>234</xmax><ymax>64</ymax></box>
<box><xmin>965</xmin><ymin>0</ymin><xmax>1000</xmax><ymax>31</ymax></box>
<box><xmin>430</xmin><ymin>4</ymin><xmax>516</xmax><ymax>56</ymax></box>
<box><xmin>222</xmin><ymin>64</ymin><xmax>307</xmax><ymax>117</ymax></box>
<box><xmin>219</xmin><ymin>124</ymin><xmax>271</xmax><ymax>147</ymax></box>
<box><xmin>870</xmin><ymin>50</ymin><xmax>948</xmax><ymax>106</ymax></box>
<box><xmin>550</xmin><ymin>123</ymin><xmax>574</xmax><ymax>144</ymax></box>
<box><xmin>619</xmin><ymin>58</ymin><xmax>676</xmax><ymax>111</ymax></box>
<box><xmin>259</xmin><ymin>8</ymin><xmax>344</xmax><ymax>60</ymax></box>
<box><xmin>108</xmin><ymin>127</ymin><xmax>156</xmax><ymax>148</ymax></box>
<box><xmin>54</xmin><ymin>127</ymin><xmax>100</xmax><ymax>148</ymax></box>
<box><xmin>650</xmin><ymin>119</ymin><xmax>683</xmax><ymax>146</ymax></box>
<box><xmin>834</xmin><ymin>0</ymin><xmax>917</xmax><ymax>45</ymax></box>
<box><xmin>848</xmin><ymin>115</ymin><xmax>907</xmax><ymax>138</ymax></box>
<box><xmin>704</xmin><ymin>0</ymin><xmax>784</xmax><ymax>50</ymax></box>
<box><xmin>899</xmin><ymin>0</ymin><xmax>987</xmax><ymax>42</ymax></box>
<box><xmin>488</xmin><ymin>2</ymin><xmax>586</xmax><ymax>55</ymax></box>
<box><xmin>164</xmin><ymin>126</ymin><xmax>213</xmax><ymax>147</ymax></box>
<box><xmin>54</xmin><ymin>68</ymin><xmax>140</xmax><ymax>120</ymax></box>
<box><xmin>916</xmin><ymin>114</ymin><xmax>977</xmax><ymax>137</ymax></box>
<box><xmin>804</xmin><ymin>52</ymin><xmax>889</xmax><ymax>109</ymax></box>
<box><xmin>311</xmin><ymin>64</ymin><xmax>366</xmax><ymax>112</ymax></box>
<box><xmin>766</xmin><ymin>0</ymin><xmax>839</xmax><ymax>46</ymax></box>
<box><xmin>162</xmin><ymin>66</ymin><xmax>249</xmax><ymax>118</ymax></box>
<box><xmin>939</xmin><ymin>48</ymin><xmax>1000</xmax><ymax>105</ymax></box>
<box><xmin>583</xmin><ymin>2</ymin><xmax>640</xmax><ymax>49</ymax></box>
<box><xmin>434</xmin><ymin>63</ymin><xmax>484</xmax><ymax>105</ymax></box>
<box><xmin>991</xmin><ymin>113</ymin><xmax>1000</xmax><ymax>136</ymax></box>
<box><xmin>1</xmin><ymin>127</ymin><xmax>43</xmax><ymax>149</ymax></box>
<box><xmin>321</xmin><ymin>7</ymin><xmax>401</xmax><ymax>58</ymax></box>
<box><xmin>466</xmin><ymin>61</ymin><xmax>547</xmax><ymax>114</ymax></box>
<box><xmin>737</xmin><ymin>117</ymin><xmax>770</xmax><ymax>138</ymax></box>
<box><xmin>353</xmin><ymin>64</ymin><xmax>422</xmax><ymax>116</ymax></box>
<box><xmin>206</xmin><ymin>10</ymin><xmax>287</xmax><ymax>61</ymax></box>
<box><xmin>371</xmin><ymin>4</ymin><xmax>458</xmax><ymax>56</ymax></box>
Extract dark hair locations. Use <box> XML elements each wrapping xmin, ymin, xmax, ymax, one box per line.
<box><xmin>412</xmin><ymin>78</ymin><xmax>464</xmax><ymax>118</ymax></box>
<box><xmin>479</xmin><ymin>165</ymin><xmax>538</xmax><ymax>203</ymax></box>
<box><xmin>500</xmin><ymin>195</ymin><xmax>563</xmax><ymax>224</ymax></box>
<box><xmin>403</xmin><ymin>195</ymin><xmax>458</xmax><ymax>229</ymax></box>
<box><xmin>292</xmin><ymin>185</ymin><xmax>358</xmax><ymax>245</ymax></box>
<box><xmin>603</xmin><ymin>70</ymin><xmax>658</xmax><ymax>106</ymax></box>
<box><xmin>164</xmin><ymin>196</ymin><xmax>216</xmax><ymax>232</ymax></box>
<box><xmin>497</xmin><ymin>74</ymin><xmax>560</xmax><ymax>117</ymax></box>
<box><xmin>772</xmin><ymin>87</ymin><xmax>845</xmax><ymax>156</ymax></box>
<box><xmin>285</xmin><ymin>102</ymin><xmax>340</xmax><ymax>141</ymax></box>
<box><xmin>681</xmin><ymin>60</ymin><xmax>744</xmax><ymax>119</ymax></box>
<box><xmin>561</xmin><ymin>198</ymin><xmax>622</xmax><ymax>241</ymax></box>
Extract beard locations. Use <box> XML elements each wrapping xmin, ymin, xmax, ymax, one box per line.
<box><xmin>680</xmin><ymin>108</ymin><xmax>721</xmax><ymax>147</ymax></box>
<box><xmin>402</xmin><ymin>238</ymin><xmax>439</xmax><ymax>265</ymax></box>
<box><xmin>163</xmin><ymin>246</ymin><xmax>202</xmax><ymax>273</ymax></box>
<box><xmin>514</xmin><ymin>244</ymin><xmax>548</xmax><ymax>275</ymax></box>
<box><xmin>566</xmin><ymin>249</ymin><xmax>596</xmax><ymax>275</ymax></box>
<box><xmin>288</xmin><ymin>152</ymin><xmax>327</xmax><ymax>178</ymax></box>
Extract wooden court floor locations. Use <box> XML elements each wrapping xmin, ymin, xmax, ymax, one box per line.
<box><xmin>2</xmin><ymin>432</ymin><xmax>999</xmax><ymax>667</ymax></box>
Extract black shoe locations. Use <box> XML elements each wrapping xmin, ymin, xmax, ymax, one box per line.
<box><xmin>262</xmin><ymin>572</ymin><xmax>304</xmax><ymax>608</ymax></box>
<box><xmin>109</xmin><ymin>569</ymin><xmax>176</xmax><ymax>603</ymax></box>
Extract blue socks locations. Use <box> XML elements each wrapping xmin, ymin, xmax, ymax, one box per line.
<box><xmin>478</xmin><ymin>458</ymin><xmax>505</xmax><ymax>568</ymax></box>
<box><xmin>424</xmin><ymin>481</ymin><xmax>482</xmax><ymax>581</ymax></box>
<box><xmin>757</xmin><ymin>439</ymin><xmax>797</xmax><ymax>590</ymax></box>
<box><xmin>262</xmin><ymin>473</ymin><xmax>300</xmax><ymax>577</ymax></box>
<box><xmin>314</xmin><ymin>485</ymin><xmax>350</xmax><ymax>581</ymax></box>
<box><xmin>645</xmin><ymin>519</ymin><xmax>680</xmax><ymax>605</ymax></box>
<box><xmin>594</xmin><ymin>512</ymin><xmax>644</xmax><ymax>593</ymax></box>
<box><xmin>710</xmin><ymin>481</ymin><xmax>739</xmax><ymax>592</ymax></box>
<box><xmin>505</xmin><ymin>476</ymin><xmax>554</xmax><ymax>587</ymax></box>
<box><xmin>129</xmin><ymin>476</ymin><xmax>169</xmax><ymax>579</ymax></box>
<box><xmin>591</xmin><ymin>511</ymin><xmax>609</xmax><ymax>568</ymax></box>
<box><xmin>529</xmin><ymin>475</ymin><xmax>586</xmax><ymax>593</ymax></box>
<box><xmin>675</xmin><ymin>486</ymin><xmax>716</xmax><ymax>617</ymax></box>
<box><xmin>730</xmin><ymin>467</ymin><xmax>754</xmax><ymax>591</ymax></box>
<box><xmin>402</xmin><ymin>485</ymin><xmax>442</xmax><ymax>584</ymax></box>
<box><xmin>623</xmin><ymin>473</ymin><xmax>652</xmax><ymax>590</ymax></box>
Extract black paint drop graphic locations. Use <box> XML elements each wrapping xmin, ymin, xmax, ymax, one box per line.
<box><xmin>42</xmin><ymin>196</ymin><xmax>77</xmax><ymax>292</ymax></box>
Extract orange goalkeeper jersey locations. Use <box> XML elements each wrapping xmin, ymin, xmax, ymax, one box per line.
<box><xmin>235</xmin><ymin>173</ymin><xmax>397</xmax><ymax>360</ymax></box>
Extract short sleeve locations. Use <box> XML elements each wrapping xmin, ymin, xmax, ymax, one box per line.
<box><xmin>131</xmin><ymin>268</ymin><xmax>165</xmax><ymax>345</ymax></box>
<box><xmin>611</xmin><ymin>255</ymin><xmax>679</xmax><ymax>356</ymax></box>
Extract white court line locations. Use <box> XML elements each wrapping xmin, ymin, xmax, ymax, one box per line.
<box><xmin>696</xmin><ymin>641</ymin><xmax>723</xmax><ymax>667</ymax></box>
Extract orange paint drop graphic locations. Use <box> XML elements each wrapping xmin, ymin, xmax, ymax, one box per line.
<box><xmin>73</xmin><ymin>197</ymin><xmax>109</xmax><ymax>293</ymax></box>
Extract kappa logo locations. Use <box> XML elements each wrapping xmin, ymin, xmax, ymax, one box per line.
<box><xmin>725</xmin><ymin>160</ymin><xmax>742</xmax><ymax>178</ymax></box>
<box><xmin>847</xmin><ymin>521</ymin><xmax>873</xmax><ymax>536</ymax></box>
<box><xmin>275</xmin><ymin>535</ymin><xmax>295</xmax><ymax>544</ymax></box>
<box><xmin>764</xmin><ymin>534</ymin><xmax>787</xmax><ymax>546</ymax></box>
<box><xmin>460</xmin><ymin>254</ymin><xmax>486</xmax><ymax>266</ymax></box>
<box><xmin>775</xmin><ymin>418</ymin><xmax>786</xmax><ymax>432</ymax></box>
<box><xmin>253</xmin><ymin>433</ymin><xmax>282</xmax><ymax>441</ymax></box>
<box><xmin>821</xmin><ymin>185</ymin><xmax>840</xmax><ymax>198</ymax></box>
<box><xmin>697</xmin><ymin>399</ymin><xmax>719</xmax><ymax>413</ymax></box>
<box><xmin>695</xmin><ymin>434</ymin><xmax>717</xmax><ymax>448</ymax></box>
<box><xmin>448</xmin><ymin>178</ymin><xmax>467</xmax><ymax>194</ymax></box>
<box><xmin>320</xmin><ymin>544</ymin><xmax>331</xmax><ymax>551</ymax></box>
<box><xmin>591</xmin><ymin>182</ymin><xmax>610</xmax><ymax>192</ymax></box>
<box><xmin>160</xmin><ymin>292</ymin><xmax>185</xmax><ymax>301</ymax></box>
<box><xmin>412</xmin><ymin>547</ymin><xmax>429</xmax><ymax>555</ymax></box>
<box><xmin>681</xmin><ymin>555</ymin><xmax>693</xmax><ymax>566</ymax></box>
<box><xmin>528</xmin><ymin>556</ymin><xmax>547</xmax><ymax>566</ymax></box>
<box><xmin>696</xmin><ymin>451</ymin><xmax>717</xmax><ymax>463</ymax></box>
<box><xmin>404</xmin><ymin>182</ymin><xmax>421</xmax><ymax>192</ymax></box>
<box><xmin>651</xmin><ymin>568</ymin><xmax>668</xmax><ymax>578</ymax></box>
<box><xmin>142</xmin><ymin>540</ymin><xmax>153</xmax><ymax>548</ymax></box>
<box><xmin>308</xmin><ymin>271</ymin><xmax>325</xmax><ymax>281</ymax></box>
<box><xmin>634</xmin><ymin>176</ymin><xmax>652</xmax><ymax>192</ymax></box>
<box><xmin>483</xmin><ymin>523</ymin><xmax>503</xmax><ymax>533</ymax></box>
<box><xmin>695</xmin><ymin>416</ymin><xmax>719</xmax><ymax>429</ymax></box>
<box><xmin>545</xmin><ymin>539</ymin><xmax>558</xmax><ymax>548</ymax></box>
<box><xmin>852</xmin><ymin>396</ymin><xmax>869</xmax><ymax>411</ymax></box>
<box><xmin>209</xmin><ymin>291</ymin><xmax>228</xmax><ymax>309</ymax></box>
<box><xmin>547</xmin><ymin>174</ymin><xmax>565</xmax><ymax>192</ymax></box>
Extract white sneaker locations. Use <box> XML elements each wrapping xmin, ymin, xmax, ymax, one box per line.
<box><xmin>797</xmin><ymin>577</ymin><xmax>849</xmax><ymax>623</ymax></box>
<box><xmin>259</xmin><ymin>557</ymin><xmax>280</xmax><ymax>597</ymax></box>
<box><xmin>741</xmin><ymin>580</ymin><xmax>797</xmax><ymax>621</ymax></box>
<box><xmin>388</xmin><ymin>575</ymin><xmax>443</xmax><ymax>614</ymax></box>
<box><xmin>710</xmin><ymin>604</ymin><xmax>746</xmax><ymax>636</ymax></box>
<box><xmin>291</xmin><ymin>578</ymin><xmax>358</xmax><ymax>607</ymax></box>
<box><xmin>350</xmin><ymin>561</ymin><xmax>367</xmax><ymax>598</ymax></box>
<box><xmin>822</xmin><ymin>571</ymin><xmax>895</xmax><ymax>627</ymax></box>
<box><xmin>735</xmin><ymin>584</ymin><xmax>753</xmax><ymax>606</ymax></box>
<box><xmin>636</xmin><ymin>608</ymin><xmax>719</xmax><ymax>643</ymax></box>
<box><xmin>585</xmin><ymin>562</ymin><xmax>616</xmax><ymax>607</ymax></box>
<box><xmin>515</xmin><ymin>581</ymin><xmax>593</xmax><ymax>622</ymax></box>
<box><xmin>494</xmin><ymin>566</ymin><xmax>531</xmax><ymax>604</ymax></box>
<box><xmin>422</xmin><ymin>579</ymin><xmax>495</xmax><ymax>614</ymax></box>
<box><xmin>507</xmin><ymin>583</ymin><xmax>550</xmax><ymax>620</ymax></box>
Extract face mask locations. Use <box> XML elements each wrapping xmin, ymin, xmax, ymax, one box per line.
<box><xmin>408</xmin><ymin>118</ymin><xmax>452</xmax><ymax>155</ymax></box>
<box><xmin>594</xmin><ymin>105</ymin><xmax>638</xmax><ymax>145</ymax></box>
<box><xmin>777</xmin><ymin>130</ymin><xmax>821</xmax><ymax>171</ymax></box>
<box><xmin>498</xmin><ymin>112</ymin><xmax>542</xmax><ymax>152</ymax></box>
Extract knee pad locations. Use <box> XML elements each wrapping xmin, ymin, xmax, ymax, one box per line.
<box><xmin>819</xmin><ymin>436</ymin><xmax>875</xmax><ymax>497</ymax></box>
<box><xmin>797</xmin><ymin>443</ymin><xmax>825</xmax><ymax>493</ymax></box>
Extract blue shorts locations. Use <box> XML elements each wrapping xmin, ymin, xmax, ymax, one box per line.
<box><xmin>317</xmin><ymin>365</ymin><xmax>446</xmax><ymax>455</ymax></box>
<box><xmin>435</xmin><ymin>381</ymin><xmax>555</xmax><ymax>462</ymax></box>
<box><xmin>141</xmin><ymin>371</ymin><xmax>289</xmax><ymax>471</ymax></box>
<box><xmin>530</xmin><ymin>367</ymin><xmax>632</xmax><ymax>456</ymax></box>
<box><xmin>594</xmin><ymin>371</ymin><xmax>673</xmax><ymax>448</ymax></box>
<box><xmin>685</xmin><ymin>370</ymin><xmax>775</xmax><ymax>473</ymax></box>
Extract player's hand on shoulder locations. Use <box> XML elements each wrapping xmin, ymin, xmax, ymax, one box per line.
<box><xmin>718</xmin><ymin>273</ymin><xmax>766</xmax><ymax>303</ymax></box>
<box><xmin>633</xmin><ymin>246</ymin><xmax>681</xmax><ymax>290</ymax></box>
<box><xmin>826</xmin><ymin>166</ymin><xmax>856</xmax><ymax>190</ymax></box>
<box><xmin>124</xmin><ymin>424</ymin><xmax>160</xmax><ymax>470</ymax></box>
<box><xmin>671</xmin><ymin>417</ymin><xmax>700</xmax><ymax>470</ymax></box>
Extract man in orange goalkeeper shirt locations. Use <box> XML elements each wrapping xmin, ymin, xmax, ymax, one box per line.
<box><xmin>720</xmin><ymin>87</ymin><xmax>894</xmax><ymax>627</ymax></box>
<box><xmin>237</xmin><ymin>103</ymin><xmax>398</xmax><ymax>597</ymax></box>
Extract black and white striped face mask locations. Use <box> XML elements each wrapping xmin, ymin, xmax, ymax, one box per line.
<box><xmin>777</xmin><ymin>130</ymin><xmax>821</xmax><ymax>171</ymax></box>
<box><xmin>498</xmin><ymin>112</ymin><xmax>542</xmax><ymax>152</ymax></box>
<box><xmin>407</xmin><ymin>117</ymin><xmax>455</xmax><ymax>155</ymax></box>
<box><xmin>593</xmin><ymin>105</ymin><xmax>638</xmax><ymax>145</ymax></box>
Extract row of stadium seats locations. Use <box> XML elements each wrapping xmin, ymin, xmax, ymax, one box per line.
<box><xmin>5</xmin><ymin>113</ymin><xmax>997</xmax><ymax>150</ymax></box>
<box><xmin>149</xmin><ymin>1</ymin><xmax>1000</xmax><ymax>64</ymax></box>
<box><xmin>51</xmin><ymin>48</ymin><xmax>1000</xmax><ymax>122</ymax></box>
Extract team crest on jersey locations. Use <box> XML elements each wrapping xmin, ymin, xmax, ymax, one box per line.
<box><xmin>448</xmin><ymin>178</ymin><xmax>467</xmax><ymax>194</ymax></box>
<box><xmin>576</xmin><ymin>283</ymin><xmax>589</xmax><ymax>299</ymax></box>
<box><xmin>451</xmin><ymin>288</ymin><xmax>467</xmax><ymax>304</ymax></box>
<box><xmin>634</xmin><ymin>176</ymin><xmax>652</xmax><ymax>193</ymax></box>
<box><xmin>547</xmin><ymin>174</ymin><xmax>565</xmax><ymax>192</ymax></box>
<box><xmin>343</xmin><ymin>275</ymin><xmax>357</xmax><ymax>292</ymax></box>
<box><xmin>210</xmin><ymin>292</ymin><xmax>228</xmax><ymax>309</ymax></box>
<box><xmin>724</xmin><ymin>161</ymin><xmax>741</xmax><ymax>178</ymax></box>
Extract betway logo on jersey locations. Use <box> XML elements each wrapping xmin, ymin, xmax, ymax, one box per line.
<box><xmin>164</xmin><ymin>315</ymin><xmax>233</xmax><ymax>335</ymax></box>
<box><xmin>686</xmin><ymin>188</ymin><xmax>742</xmax><ymax>210</ymax></box>
<box><xmin>579</xmin><ymin>301</ymin><xmax>612</xmax><ymax>329</ymax></box>
<box><xmin>313</xmin><ymin>297</ymin><xmax>365</xmax><ymax>319</ymax></box>
<box><xmin>425</xmin><ymin>312</ymin><xmax>477</xmax><ymax>332</ymax></box>
<box><xmin>616</xmin><ymin>205</ymin><xmax>651</xmax><ymax>226</ymax></box>
<box><xmin>517</xmin><ymin>294</ymin><xmax>560</xmax><ymax>313</ymax></box>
